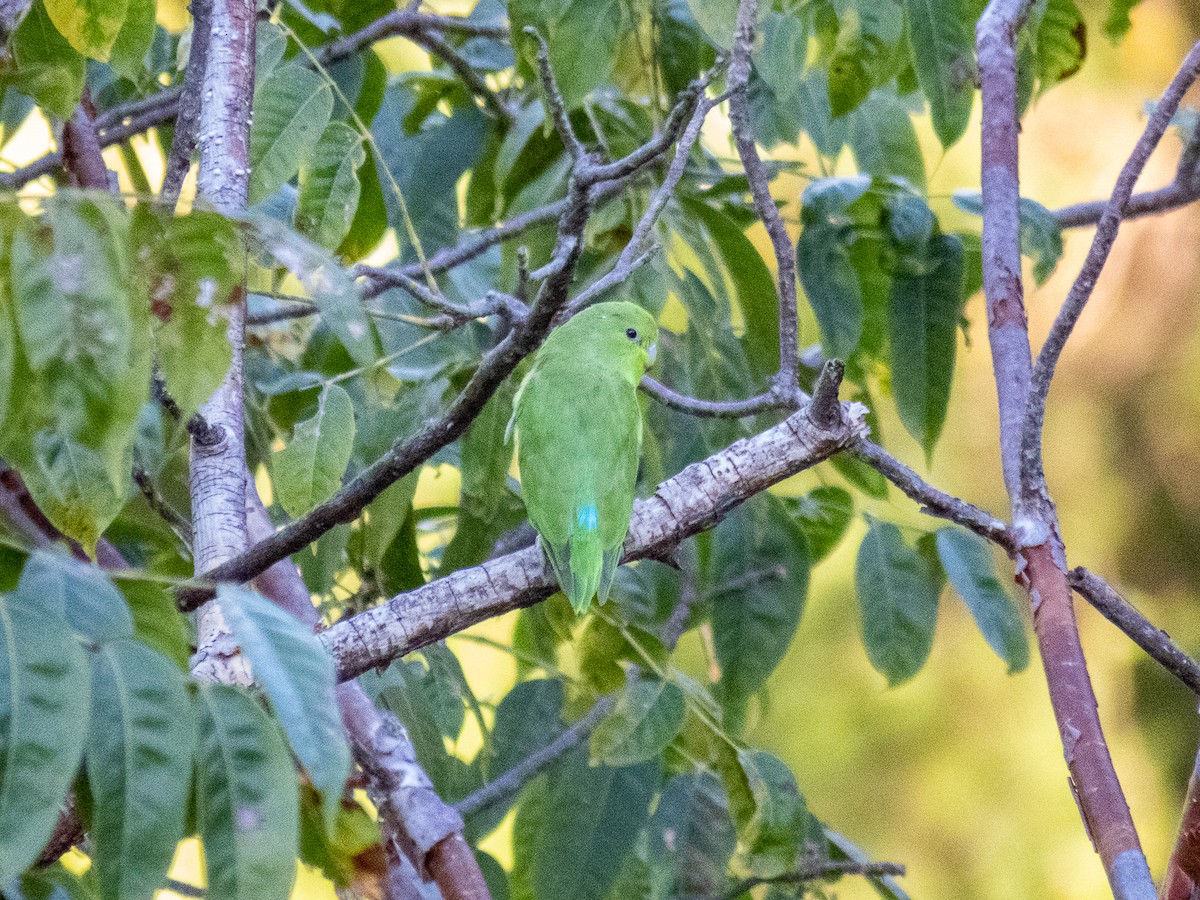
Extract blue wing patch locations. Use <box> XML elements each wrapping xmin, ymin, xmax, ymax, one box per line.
<box><xmin>576</xmin><ymin>504</ymin><xmax>599</xmax><ymax>531</ymax></box>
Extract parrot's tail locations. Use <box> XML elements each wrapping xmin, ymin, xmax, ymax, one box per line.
<box><xmin>542</xmin><ymin>505</ymin><xmax>622</xmax><ymax>615</ymax></box>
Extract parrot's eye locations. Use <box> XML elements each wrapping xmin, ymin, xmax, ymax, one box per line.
<box><xmin>626</xmin><ymin>328</ymin><xmax>639</xmax><ymax>340</ymax></box>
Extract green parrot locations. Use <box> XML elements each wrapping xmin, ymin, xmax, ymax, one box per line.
<box><xmin>507</xmin><ymin>301</ymin><xmax>660</xmax><ymax>614</ymax></box>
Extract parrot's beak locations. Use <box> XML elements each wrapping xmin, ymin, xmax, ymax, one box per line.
<box><xmin>647</xmin><ymin>343</ymin><xmax>657</xmax><ymax>367</ymax></box>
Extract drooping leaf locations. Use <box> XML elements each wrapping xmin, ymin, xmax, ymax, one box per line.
<box><xmin>86</xmin><ymin>640</ymin><xmax>195</xmax><ymax>900</ymax></box>
<box><xmin>590</xmin><ymin>678</ymin><xmax>686</xmax><ymax>767</ymax></box>
<box><xmin>797</xmin><ymin>175</ymin><xmax>872</xmax><ymax>359</ymax></box>
<box><xmin>903</xmin><ymin>0</ymin><xmax>976</xmax><ymax>147</ymax></box>
<box><xmin>250</xmin><ymin>63</ymin><xmax>334</xmax><ymax>204</ymax></box>
<box><xmin>720</xmin><ymin>747</ymin><xmax>806</xmax><ymax>873</ymax></box>
<box><xmin>15</xmin><ymin>550</ymin><xmax>133</xmax><ymax>645</ymax></box>
<box><xmin>114</xmin><ymin>575</ymin><xmax>191</xmax><ymax>671</ymax></box>
<box><xmin>1104</xmin><ymin>0</ymin><xmax>1142</xmax><ymax>41</ymax></box>
<box><xmin>855</xmin><ymin>518</ymin><xmax>941</xmax><ymax>685</ymax></box>
<box><xmin>935</xmin><ymin>528</ymin><xmax>1030</xmax><ymax>673</ymax></box>
<box><xmin>712</xmin><ymin>496</ymin><xmax>810</xmax><ymax>726</ymax></box>
<box><xmin>195</xmin><ymin>683</ymin><xmax>300</xmax><ymax>900</ymax></box>
<box><xmin>532</xmin><ymin>751</ymin><xmax>658</xmax><ymax>900</ymax></box>
<box><xmin>646</xmin><ymin>773</ymin><xmax>736</xmax><ymax>900</ymax></box>
<box><xmin>11</xmin><ymin>4</ymin><xmax>87</xmax><ymax>118</ymax></box>
<box><xmin>952</xmin><ymin>190</ymin><xmax>1063</xmax><ymax>284</ymax></box>
<box><xmin>215</xmin><ymin>586</ymin><xmax>350</xmax><ymax>829</ymax></box>
<box><xmin>1036</xmin><ymin>0</ymin><xmax>1086</xmax><ymax>91</ymax></box>
<box><xmin>784</xmin><ymin>485</ymin><xmax>854</xmax><ymax>562</ymax></box>
<box><xmin>0</xmin><ymin>595</ymin><xmax>91</xmax><ymax>883</ymax></box>
<box><xmin>109</xmin><ymin>0</ymin><xmax>155</xmax><ymax>78</ymax></box>
<box><xmin>510</xmin><ymin>0</ymin><xmax>625</xmax><ymax>110</ymax></box>
<box><xmin>827</xmin><ymin>0</ymin><xmax>904</xmax><ymax>119</ymax></box>
<box><xmin>43</xmin><ymin>0</ymin><xmax>128</xmax><ymax>62</ymax></box>
<box><xmin>273</xmin><ymin>383</ymin><xmax>356</xmax><ymax>519</ymax></box>
<box><xmin>295</xmin><ymin>122</ymin><xmax>367</xmax><ymax>251</ymax></box>
<box><xmin>848</xmin><ymin>89</ymin><xmax>926</xmax><ymax>190</ymax></box>
<box><xmin>888</xmin><ymin>233</ymin><xmax>964</xmax><ymax>457</ymax></box>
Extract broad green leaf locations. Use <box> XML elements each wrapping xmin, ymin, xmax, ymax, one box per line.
<box><xmin>20</xmin><ymin>435</ymin><xmax>127</xmax><ymax>557</ymax></box>
<box><xmin>0</xmin><ymin>596</ymin><xmax>90</xmax><ymax>883</ymax></box>
<box><xmin>16</xmin><ymin>550</ymin><xmax>133</xmax><ymax>644</ymax></box>
<box><xmin>296</xmin><ymin>123</ymin><xmax>366</xmax><ymax>251</ymax></box>
<box><xmin>43</xmin><ymin>0</ymin><xmax>127</xmax><ymax>61</ymax></box>
<box><xmin>903</xmin><ymin>0</ymin><xmax>976</xmax><ymax>147</ymax></box>
<box><xmin>1104</xmin><ymin>0</ymin><xmax>1141</xmax><ymax>41</ymax></box>
<box><xmin>250</xmin><ymin>63</ymin><xmax>334</xmax><ymax>204</ymax></box>
<box><xmin>142</xmin><ymin>209</ymin><xmax>240</xmax><ymax>420</ymax></box>
<box><xmin>888</xmin><ymin>233</ymin><xmax>964</xmax><ymax>457</ymax></box>
<box><xmin>273</xmin><ymin>383</ymin><xmax>356</xmax><ymax>519</ymax></box>
<box><xmin>685</xmin><ymin>0</ymin><xmax>736</xmax><ymax>48</ymax></box>
<box><xmin>657</xmin><ymin>0</ymin><xmax>716</xmax><ymax>98</ymax></box>
<box><xmin>720</xmin><ymin>747</ymin><xmax>806</xmax><ymax>873</ymax></box>
<box><xmin>848</xmin><ymin>89</ymin><xmax>926</xmax><ymax>190</ymax></box>
<box><xmin>510</xmin><ymin>0</ymin><xmax>625</xmax><ymax>110</ymax></box>
<box><xmin>797</xmin><ymin>176</ymin><xmax>872</xmax><ymax>358</ymax></box>
<box><xmin>685</xmin><ymin>199</ymin><xmax>779</xmax><ymax>380</ymax></box>
<box><xmin>855</xmin><ymin>518</ymin><xmax>941</xmax><ymax>685</ymax></box>
<box><xmin>509</xmin><ymin>775</ymin><xmax>548</xmax><ymax>900</ymax></box>
<box><xmin>952</xmin><ymin>190</ymin><xmax>1063</xmax><ymax>284</ymax></box>
<box><xmin>590</xmin><ymin>678</ymin><xmax>686</xmax><ymax>767</ymax></box>
<box><xmin>255</xmin><ymin>21</ymin><xmax>287</xmax><ymax>80</ymax></box>
<box><xmin>935</xmin><ymin>528</ymin><xmax>1029</xmax><ymax>673</ymax></box>
<box><xmin>646</xmin><ymin>774</ymin><xmax>735</xmax><ymax>900</ymax></box>
<box><xmin>532</xmin><ymin>751</ymin><xmax>658</xmax><ymax>900</ymax></box>
<box><xmin>215</xmin><ymin>586</ymin><xmax>350</xmax><ymax>829</ymax></box>
<box><xmin>87</xmin><ymin>640</ymin><xmax>195</xmax><ymax>900</ymax></box>
<box><xmin>784</xmin><ymin>485</ymin><xmax>854</xmax><ymax>562</ymax></box>
<box><xmin>1036</xmin><ymin>0</ymin><xmax>1086</xmax><ymax>91</ymax></box>
<box><xmin>109</xmin><ymin>0</ymin><xmax>155</xmax><ymax>78</ymax></box>
<box><xmin>11</xmin><ymin>3</ymin><xmax>86</xmax><ymax>118</ymax></box>
<box><xmin>195</xmin><ymin>683</ymin><xmax>299</xmax><ymax>900</ymax></box>
<box><xmin>712</xmin><ymin>497</ymin><xmax>810</xmax><ymax>728</ymax></box>
<box><xmin>827</xmin><ymin>0</ymin><xmax>904</xmax><ymax>119</ymax></box>
<box><xmin>114</xmin><ymin>575</ymin><xmax>191</xmax><ymax>671</ymax></box>
<box><xmin>753</xmin><ymin>12</ymin><xmax>808</xmax><ymax>103</ymax></box>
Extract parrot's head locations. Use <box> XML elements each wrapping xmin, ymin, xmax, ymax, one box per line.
<box><xmin>559</xmin><ymin>301</ymin><xmax>660</xmax><ymax>376</ymax></box>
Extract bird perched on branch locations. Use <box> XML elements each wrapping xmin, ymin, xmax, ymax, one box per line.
<box><xmin>507</xmin><ymin>301</ymin><xmax>659</xmax><ymax>614</ymax></box>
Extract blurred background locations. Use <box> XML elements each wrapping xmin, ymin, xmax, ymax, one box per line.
<box><xmin>13</xmin><ymin>0</ymin><xmax>1197</xmax><ymax>896</ymax></box>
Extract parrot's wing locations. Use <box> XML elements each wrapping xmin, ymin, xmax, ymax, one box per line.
<box><xmin>595</xmin><ymin>545</ymin><xmax>622</xmax><ymax>606</ymax></box>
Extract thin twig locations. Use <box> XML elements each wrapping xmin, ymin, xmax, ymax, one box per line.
<box><xmin>723</xmin><ymin>860</ymin><xmax>906</xmax><ymax>900</ymax></box>
<box><xmin>454</xmin><ymin>695</ymin><xmax>616</xmax><ymax>819</ymax></box>
<box><xmin>639</xmin><ymin>377</ymin><xmax>786</xmax><ymax>419</ymax></box>
<box><xmin>409</xmin><ymin>28</ymin><xmax>515</xmax><ymax>124</ymax></box>
<box><xmin>728</xmin><ymin>0</ymin><xmax>801</xmax><ymax>401</ymax></box>
<box><xmin>1021</xmin><ymin>41</ymin><xmax>1200</xmax><ymax>511</ymax></box>
<box><xmin>1068</xmin><ymin>568</ymin><xmax>1200</xmax><ymax>696</ymax></box>
<box><xmin>525</xmin><ymin>27</ymin><xmax>587</xmax><ymax>163</ymax></box>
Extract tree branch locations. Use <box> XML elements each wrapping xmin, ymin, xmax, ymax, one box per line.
<box><xmin>60</xmin><ymin>93</ymin><xmax>111</xmax><ymax>190</ymax></box>
<box><xmin>729</xmin><ymin>0</ymin><xmax>801</xmax><ymax>401</ymax></box>
<box><xmin>722</xmin><ymin>860</ymin><xmax>906</xmax><ymax>900</ymax></box>
<box><xmin>319</xmin><ymin>398</ymin><xmax>868</xmax><ymax>680</ymax></box>
<box><xmin>1021</xmin><ymin>41</ymin><xmax>1200</xmax><ymax>510</ymax></box>
<box><xmin>1068</xmin><ymin>568</ymin><xmax>1200</xmax><ymax>696</ymax></box>
<box><xmin>161</xmin><ymin>0</ymin><xmax>211</xmax><ymax>205</ymax></box>
<box><xmin>976</xmin><ymin>3</ymin><xmax>1154</xmax><ymax>897</ymax></box>
<box><xmin>187</xmin><ymin>0</ymin><xmax>255</xmax><ymax>687</ymax></box>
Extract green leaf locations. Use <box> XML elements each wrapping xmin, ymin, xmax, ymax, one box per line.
<box><xmin>0</xmin><ymin>595</ymin><xmax>91</xmax><ymax>883</ymax></box>
<box><xmin>11</xmin><ymin>3</ymin><xmax>87</xmax><ymax>118</ymax></box>
<box><xmin>712</xmin><ymin>497</ymin><xmax>810</xmax><ymax>728</ymax></box>
<box><xmin>855</xmin><ymin>518</ymin><xmax>941</xmax><ymax>685</ymax></box>
<box><xmin>142</xmin><ymin>209</ymin><xmax>240</xmax><ymax>420</ymax></box>
<box><xmin>754</xmin><ymin>12</ymin><xmax>808</xmax><ymax>103</ymax></box>
<box><xmin>273</xmin><ymin>384</ymin><xmax>356</xmax><ymax>519</ymax></box>
<box><xmin>195</xmin><ymin>683</ymin><xmax>299</xmax><ymax>900</ymax></box>
<box><xmin>1036</xmin><ymin>0</ymin><xmax>1086</xmax><ymax>91</ymax></box>
<box><xmin>720</xmin><ymin>747</ymin><xmax>806</xmax><ymax>873</ymax></box>
<box><xmin>114</xmin><ymin>575</ymin><xmax>191</xmax><ymax>671</ymax></box>
<box><xmin>296</xmin><ymin>123</ymin><xmax>367</xmax><ymax>251</ymax></box>
<box><xmin>109</xmin><ymin>0</ymin><xmax>155</xmax><ymax>78</ymax></box>
<box><xmin>888</xmin><ymin>232</ymin><xmax>964</xmax><ymax>457</ymax></box>
<box><xmin>590</xmin><ymin>678</ymin><xmax>686</xmax><ymax>767</ymax></box>
<box><xmin>935</xmin><ymin>528</ymin><xmax>1029</xmax><ymax>673</ymax></box>
<box><xmin>87</xmin><ymin>640</ymin><xmax>195</xmax><ymax>900</ymax></box>
<box><xmin>903</xmin><ymin>0</ymin><xmax>976</xmax><ymax>147</ymax></box>
<box><xmin>646</xmin><ymin>773</ymin><xmax>735</xmax><ymax>900</ymax></box>
<box><xmin>951</xmin><ymin>190</ymin><xmax>1063</xmax><ymax>284</ymax></box>
<box><xmin>532</xmin><ymin>752</ymin><xmax>658</xmax><ymax>900</ymax></box>
<box><xmin>215</xmin><ymin>586</ymin><xmax>350</xmax><ymax>829</ymax></box>
<box><xmin>798</xmin><ymin>175</ymin><xmax>872</xmax><ymax>359</ymax></box>
<box><xmin>510</xmin><ymin>0</ymin><xmax>625</xmax><ymax>110</ymax></box>
<box><xmin>684</xmin><ymin>0</ymin><xmax>737</xmax><ymax>48</ymax></box>
<box><xmin>684</xmin><ymin>199</ymin><xmax>779</xmax><ymax>380</ymax></box>
<box><xmin>1104</xmin><ymin>0</ymin><xmax>1141</xmax><ymax>41</ymax></box>
<box><xmin>827</xmin><ymin>0</ymin><xmax>904</xmax><ymax>119</ymax></box>
<box><xmin>16</xmin><ymin>550</ymin><xmax>133</xmax><ymax>645</ymax></box>
<box><xmin>250</xmin><ymin>63</ymin><xmax>334</xmax><ymax>204</ymax></box>
<box><xmin>848</xmin><ymin>89</ymin><xmax>926</xmax><ymax>190</ymax></box>
<box><xmin>785</xmin><ymin>485</ymin><xmax>854</xmax><ymax>562</ymax></box>
<box><xmin>43</xmin><ymin>0</ymin><xmax>128</xmax><ymax>61</ymax></box>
